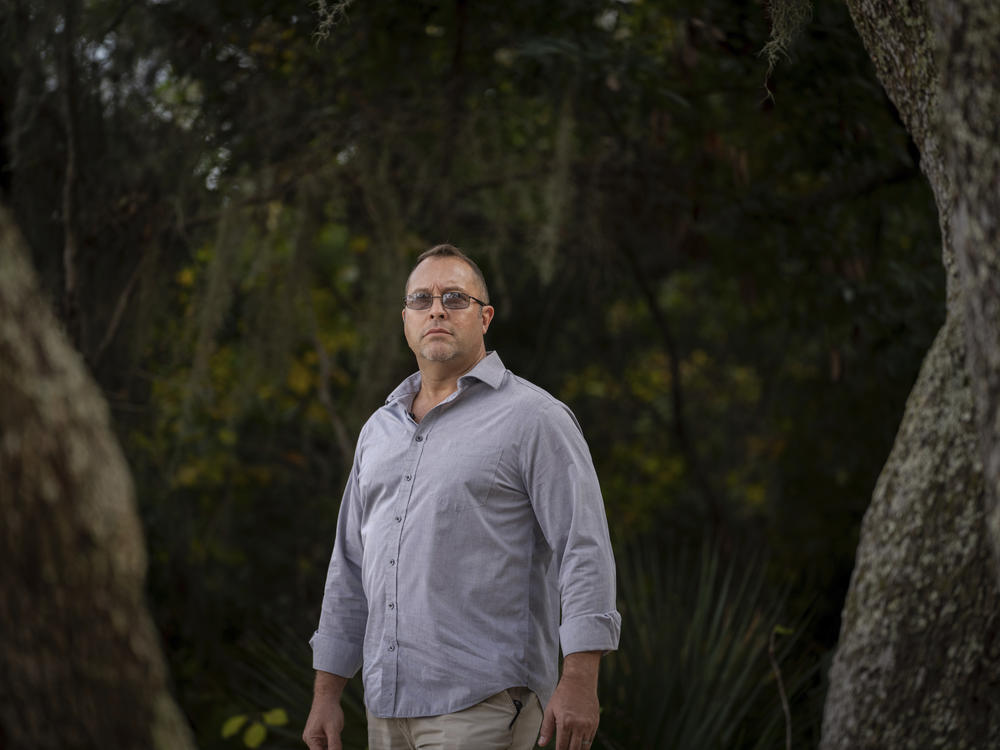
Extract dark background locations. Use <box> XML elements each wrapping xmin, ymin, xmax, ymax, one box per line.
<box><xmin>1</xmin><ymin>0</ymin><xmax>943</xmax><ymax>747</ymax></box>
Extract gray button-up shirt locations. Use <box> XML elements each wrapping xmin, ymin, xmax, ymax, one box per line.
<box><xmin>310</xmin><ymin>352</ymin><xmax>621</xmax><ymax>718</ymax></box>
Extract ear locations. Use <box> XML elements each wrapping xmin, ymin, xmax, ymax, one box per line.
<box><xmin>480</xmin><ymin>305</ymin><xmax>495</xmax><ymax>335</ymax></box>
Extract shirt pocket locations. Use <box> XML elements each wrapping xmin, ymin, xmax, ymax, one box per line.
<box><xmin>437</xmin><ymin>448</ymin><xmax>503</xmax><ymax>513</ymax></box>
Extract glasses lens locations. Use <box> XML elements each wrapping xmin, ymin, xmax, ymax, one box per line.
<box><xmin>405</xmin><ymin>294</ymin><xmax>432</xmax><ymax>309</ymax></box>
<box><xmin>442</xmin><ymin>292</ymin><xmax>470</xmax><ymax>309</ymax></box>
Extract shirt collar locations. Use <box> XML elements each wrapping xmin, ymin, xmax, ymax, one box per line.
<box><xmin>385</xmin><ymin>351</ymin><xmax>506</xmax><ymax>405</ymax></box>
<box><xmin>459</xmin><ymin>351</ymin><xmax>506</xmax><ymax>390</ymax></box>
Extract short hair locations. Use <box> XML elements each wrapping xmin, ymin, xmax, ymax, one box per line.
<box><xmin>407</xmin><ymin>244</ymin><xmax>490</xmax><ymax>303</ymax></box>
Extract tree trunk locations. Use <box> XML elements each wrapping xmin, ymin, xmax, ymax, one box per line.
<box><xmin>821</xmin><ymin>313</ymin><xmax>1000</xmax><ymax>748</ymax></box>
<box><xmin>0</xmin><ymin>206</ymin><xmax>194</xmax><ymax>750</ymax></box>
<box><xmin>822</xmin><ymin>0</ymin><xmax>1000</xmax><ymax>746</ymax></box>
<box><xmin>932</xmin><ymin>0</ymin><xmax>1000</xmax><ymax>579</ymax></box>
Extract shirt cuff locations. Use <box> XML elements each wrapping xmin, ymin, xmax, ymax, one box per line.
<box><xmin>559</xmin><ymin>611</ymin><xmax>622</xmax><ymax>656</ymax></box>
<box><xmin>309</xmin><ymin>631</ymin><xmax>364</xmax><ymax>677</ymax></box>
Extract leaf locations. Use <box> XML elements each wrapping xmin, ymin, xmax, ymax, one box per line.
<box><xmin>221</xmin><ymin>714</ymin><xmax>247</xmax><ymax>739</ymax></box>
<box><xmin>175</xmin><ymin>463</ymin><xmax>200</xmax><ymax>487</ymax></box>
<box><xmin>262</xmin><ymin>707</ymin><xmax>288</xmax><ymax>726</ymax></box>
<box><xmin>243</xmin><ymin>722</ymin><xmax>267</xmax><ymax>748</ymax></box>
<box><xmin>287</xmin><ymin>359</ymin><xmax>313</xmax><ymax>395</ymax></box>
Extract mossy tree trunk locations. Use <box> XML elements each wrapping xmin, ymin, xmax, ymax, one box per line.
<box><xmin>0</xmin><ymin>206</ymin><xmax>195</xmax><ymax>749</ymax></box>
<box><xmin>822</xmin><ymin>0</ymin><xmax>1000</xmax><ymax>746</ymax></box>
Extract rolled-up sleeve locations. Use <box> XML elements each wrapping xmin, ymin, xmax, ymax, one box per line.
<box><xmin>309</xmin><ymin>452</ymin><xmax>368</xmax><ymax>677</ymax></box>
<box><xmin>522</xmin><ymin>402</ymin><xmax>622</xmax><ymax>656</ymax></box>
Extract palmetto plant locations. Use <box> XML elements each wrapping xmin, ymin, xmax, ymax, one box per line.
<box><xmin>220</xmin><ymin>623</ymin><xmax>369</xmax><ymax>750</ymax></box>
<box><xmin>220</xmin><ymin>535</ymin><xmax>818</xmax><ymax>750</ymax></box>
<box><xmin>596</xmin><ymin>535</ymin><xmax>819</xmax><ymax>750</ymax></box>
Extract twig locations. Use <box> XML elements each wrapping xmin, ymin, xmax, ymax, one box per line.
<box><xmin>58</xmin><ymin>0</ymin><xmax>82</xmax><ymax>345</ymax></box>
<box><xmin>100</xmin><ymin>0</ymin><xmax>138</xmax><ymax>38</ymax></box>
<box><xmin>769</xmin><ymin>625</ymin><xmax>793</xmax><ymax>750</ymax></box>
<box><xmin>308</xmin><ymin>294</ymin><xmax>354</xmax><ymax>469</ymax></box>
<box><xmin>92</xmin><ymin>252</ymin><xmax>146</xmax><ymax>369</ymax></box>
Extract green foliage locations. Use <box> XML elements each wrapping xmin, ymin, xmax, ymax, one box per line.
<box><xmin>262</xmin><ymin>709</ymin><xmax>289</xmax><ymax>727</ymax></box>
<box><xmin>219</xmin><ymin>623</ymin><xmax>368</xmax><ymax>750</ymax></box>
<box><xmin>243</xmin><ymin>722</ymin><xmax>267</xmax><ymax>748</ymax></box>
<box><xmin>221</xmin><ymin>714</ymin><xmax>248</xmax><ymax>739</ymax></box>
<box><xmin>220</xmin><ymin>707</ymin><xmax>290</xmax><ymax>746</ymax></box>
<box><xmin>596</xmin><ymin>535</ymin><xmax>819</xmax><ymax>749</ymax></box>
<box><xmin>2</xmin><ymin>0</ymin><xmax>942</xmax><ymax>745</ymax></box>
<box><xmin>216</xmin><ymin>537</ymin><xmax>817</xmax><ymax>750</ymax></box>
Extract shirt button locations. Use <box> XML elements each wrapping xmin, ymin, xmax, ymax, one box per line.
<box><xmin>394</xmin><ymin>516</ymin><xmax>402</xmax><ymax>522</ymax></box>
<box><xmin>388</xmin><ymin>602</ymin><xmax>395</xmax><ymax>609</ymax></box>
<box><xmin>404</xmin><ymin>474</ymin><xmax>412</xmax><ymax>481</ymax></box>
<box><xmin>389</xmin><ymin>559</ymin><xmax>395</xmax><ymax>566</ymax></box>
<box><xmin>388</xmin><ymin>644</ymin><xmax>395</xmax><ymax>652</ymax></box>
<box><xmin>415</xmin><ymin>435</ymin><xmax>424</xmax><ymax>442</ymax></box>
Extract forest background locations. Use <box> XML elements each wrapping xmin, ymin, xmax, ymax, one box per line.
<box><xmin>0</xmin><ymin>0</ymin><xmax>951</xmax><ymax>747</ymax></box>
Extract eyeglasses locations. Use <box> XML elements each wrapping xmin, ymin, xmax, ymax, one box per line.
<box><xmin>403</xmin><ymin>291</ymin><xmax>488</xmax><ymax>310</ymax></box>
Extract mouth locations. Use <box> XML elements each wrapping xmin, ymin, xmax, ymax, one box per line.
<box><xmin>423</xmin><ymin>328</ymin><xmax>452</xmax><ymax>337</ymax></box>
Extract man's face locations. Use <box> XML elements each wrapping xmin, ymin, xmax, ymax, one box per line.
<box><xmin>402</xmin><ymin>257</ymin><xmax>494</xmax><ymax>366</ymax></box>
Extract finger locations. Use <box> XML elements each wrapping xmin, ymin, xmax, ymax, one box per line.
<box><xmin>326</xmin><ymin>725</ymin><xmax>342</xmax><ymax>750</ymax></box>
<box><xmin>567</xmin><ymin>724</ymin><xmax>590</xmax><ymax>750</ymax></box>
<box><xmin>555</xmin><ymin>721</ymin><xmax>571</xmax><ymax>750</ymax></box>
<box><xmin>538</xmin><ymin>707</ymin><xmax>556</xmax><ymax>747</ymax></box>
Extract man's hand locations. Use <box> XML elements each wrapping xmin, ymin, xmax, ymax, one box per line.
<box><xmin>303</xmin><ymin>671</ymin><xmax>348</xmax><ymax>750</ymax></box>
<box><xmin>538</xmin><ymin>651</ymin><xmax>601</xmax><ymax>750</ymax></box>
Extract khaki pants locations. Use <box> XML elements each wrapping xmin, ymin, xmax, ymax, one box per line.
<box><xmin>367</xmin><ymin>687</ymin><xmax>543</xmax><ymax>750</ymax></box>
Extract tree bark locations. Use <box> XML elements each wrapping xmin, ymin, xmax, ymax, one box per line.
<box><xmin>822</xmin><ymin>0</ymin><xmax>1000</xmax><ymax>746</ymax></box>
<box><xmin>0</xmin><ymin>206</ymin><xmax>194</xmax><ymax>750</ymax></box>
<box><xmin>932</xmin><ymin>1</ymin><xmax>1000</xmax><ymax>578</ymax></box>
<box><xmin>822</xmin><ymin>313</ymin><xmax>1000</xmax><ymax>748</ymax></box>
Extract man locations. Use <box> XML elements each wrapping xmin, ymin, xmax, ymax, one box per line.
<box><xmin>304</xmin><ymin>245</ymin><xmax>620</xmax><ymax>750</ymax></box>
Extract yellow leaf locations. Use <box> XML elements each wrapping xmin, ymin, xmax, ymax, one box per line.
<box><xmin>262</xmin><ymin>707</ymin><xmax>288</xmax><ymax>726</ymax></box>
<box><xmin>305</xmin><ymin>401</ymin><xmax>328</xmax><ymax>424</ymax></box>
<box><xmin>176</xmin><ymin>268</ymin><xmax>195</xmax><ymax>287</ymax></box>
<box><xmin>175</xmin><ymin>463</ymin><xmax>200</xmax><ymax>487</ymax></box>
<box><xmin>221</xmin><ymin>714</ymin><xmax>247</xmax><ymax>739</ymax></box>
<box><xmin>243</xmin><ymin>721</ymin><xmax>266</xmax><ymax>748</ymax></box>
<box><xmin>287</xmin><ymin>360</ymin><xmax>313</xmax><ymax>395</ymax></box>
<box><xmin>745</xmin><ymin>483</ymin><xmax>767</xmax><ymax>510</ymax></box>
<box><xmin>349</xmin><ymin>235</ymin><xmax>370</xmax><ymax>254</ymax></box>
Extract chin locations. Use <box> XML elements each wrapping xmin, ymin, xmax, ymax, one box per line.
<box><xmin>420</xmin><ymin>345</ymin><xmax>459</xmax><ymax>362</ymax></box>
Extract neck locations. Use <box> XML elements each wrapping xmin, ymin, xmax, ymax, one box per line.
<box><xmin>413</xmin><ymin>350</ymin><xmax>487</xmax><ymax>415</ymax></box>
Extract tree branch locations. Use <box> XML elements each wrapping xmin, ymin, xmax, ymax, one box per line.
<box><xmin>619</xmin><ymin>242</ymin><xmax>727</xmax><ymax>537</ymax></box>
<box><xmin>58</xmin><ymin>0</ymin><xmax>82</xmax><ymax>349</ymax></box>
<box><xmin>91</xmin><ymin>251</ymin><xmax>147</xmax><ymax>370</ymax></box>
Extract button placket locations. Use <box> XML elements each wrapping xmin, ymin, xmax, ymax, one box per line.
<box><xmin>382</xmin><ymin>411</ymin><xmax>433</xmax><ymax>715</ymax></box>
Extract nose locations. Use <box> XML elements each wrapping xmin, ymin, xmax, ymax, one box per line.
<box><xmin>428</xmin><ymin>295</ymin><xmax>449</xmax><ymax>317</ymax></box>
